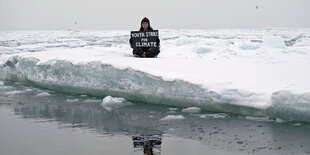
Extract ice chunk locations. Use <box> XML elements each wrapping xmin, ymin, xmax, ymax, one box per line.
<box><xmin>200</xmin><ymin>113</ymin><xmax>229</xmax><ymax>119</ymax></box>
<box><xmin>182</xmin><ymin>107</ymin><xmax>201</xmax><ymax>113</ymax></box>
<box><xmin>263</xmin><ymin>36</ymin><xmax>286</xmax><ymax>48</ymax></box>
<box><xmin>65</xmin><ymin>98</ymin><xmax>79</xmax><ymax>103</ymax></box>
<box><xmin>5</xmin><ymin>90</ymin><xmax>24</xmax><ymax>95</ymax></box>
<box><xmin>83</xmin><ymin>99</ymin><xmax>101</xmax><ymax>103</ymax></box>
<box><xmin>37</xmin><ymin>92</ymin><xmax>51</xmax><ymax>96</ymax></box>
<box><xmin>161</xmin><ymin>115</ymin><xmax>185</xmax><ymax>121</ymax></box>
<box><xmin>102</xmin><ymin>96</ymin><xmax>126</xmax><ymax>104</ymax></box>
<box><xmin>295</xmin><ymin>38</ymin><xmax>310</xmax><ymax>46</ymax></box>
<box><xmin>101</xmin><ymin>96</ymin><xmax>130</xmax><ymax>111</ymax></box>
<box><xmin>275</xmin><ymin>118</ymin><xmax>287</xmax><ymax>123</ymax></box>
<box><xmin>169</xmin><ymin>108</ymin><xmax>179</xmax><ymax>111</ymax></box>
<box><xmin>1</xmin><ymin>29</ymin><xmax>310</xmax><ymax>122</ymax></box>
<box><xmin>245</xmin><ymin>116</ymin><xmax>273</xmax><ymax>122</ymax></box>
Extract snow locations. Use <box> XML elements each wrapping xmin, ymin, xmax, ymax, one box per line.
<box><xmin>1</xmin><ymin>28</ymin><xmax>310</xmax><ymax>121</ymax></box>
<box><xmin>2</xmin><ymin>44</ymin><xmax>309</xmax><ymax>109</ymax></box>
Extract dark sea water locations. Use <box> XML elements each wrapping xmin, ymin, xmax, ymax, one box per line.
<box><xmin>0</xmin><ymin>81</ymin><xmax>310</xmax><ymax>155</ymax></box>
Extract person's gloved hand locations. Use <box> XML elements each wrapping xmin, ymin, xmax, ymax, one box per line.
<box><xmin>137</xmin><ymin>48</ymin><xmax>144</xmax><ymax>55</ymax></box>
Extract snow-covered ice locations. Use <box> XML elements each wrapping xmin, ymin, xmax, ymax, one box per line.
<box><xmin>101</xmin><ymin>96</ymin><xmax>130</xmax><ymax>111</ymax></box>
<box><xmin>1</xmin><ymin>28</ymin><xmax>310</xmax><ymax>121</ymax></box>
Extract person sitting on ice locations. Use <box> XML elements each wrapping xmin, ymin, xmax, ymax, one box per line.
<box><xmin>129</xmin><ymin>17</ymin><xmax>160</xmax><ymax>58</ymax></box>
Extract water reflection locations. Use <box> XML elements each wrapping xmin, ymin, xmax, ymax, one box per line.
<box><xmin>1</xmin><ymin>82</ymin><xmax>310</xmax><ymax>154</ymax></box>
<box><xmin>9</xmin><ymin>98</ymin><xmax>309</xmax><ymax>154</ymax></box>
<box><xmin>133</xmin><ymin>134</ymin><xmax>162</xmax><ymax>155</ymax></box>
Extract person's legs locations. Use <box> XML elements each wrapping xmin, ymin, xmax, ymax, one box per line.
<box><xmin>133</xmin><ymin>47</ymin><xmax>160</xmax><ymax>58</ymax></box>
<box><xmin>145</xmin><ymin>47</ymin><xmax>160</xmax><ymax>58</ymax></box>
<box><xmin>133</xmin><ymin>48</ymin><xmax>143</xmax><ymax>57</ymax></box>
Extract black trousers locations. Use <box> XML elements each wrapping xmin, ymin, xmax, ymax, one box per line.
<box><xmin>133</xmin><ymin>47</ymin><xmax>160</xmax><ymax>58</ymax></box>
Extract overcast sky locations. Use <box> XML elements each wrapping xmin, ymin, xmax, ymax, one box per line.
<box><xmin>0</xmin><ymin>0</ymin><xmax>309</xmax><ymax>30</ymax></box>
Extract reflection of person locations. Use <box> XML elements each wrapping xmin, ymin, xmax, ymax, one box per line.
<box><xmin>144</xmin><ymin>147</ymin><xmax>153</xmax><ymax>155</ymax></box>
<box><xmin>129</xmin><ymin>17</ymin><xmax>160</xmax><ymax>58</ymax></box>
<box><xmin>133</xmin><ymin>134</ymin><xmax>162</xmax><ymax>155</ymax></box>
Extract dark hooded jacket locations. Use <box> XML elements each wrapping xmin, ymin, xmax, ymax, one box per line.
<box><xmin>129</xmin><ymin>18</ymin><xmax>160</xmax><ymax>57</ymax></box>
